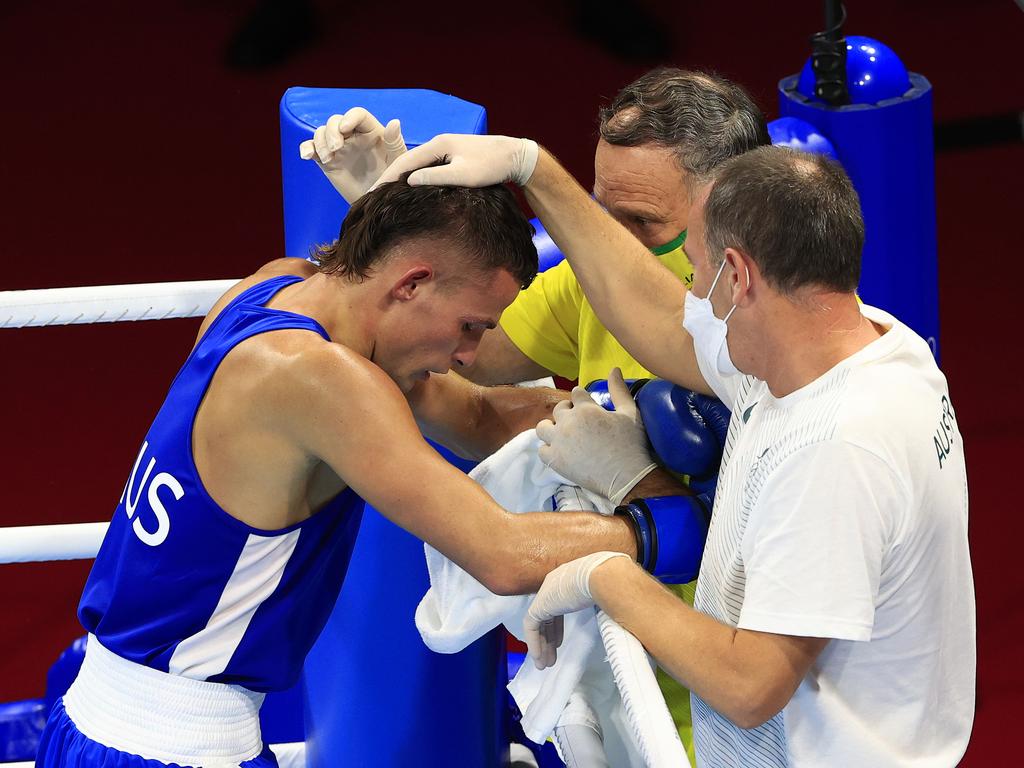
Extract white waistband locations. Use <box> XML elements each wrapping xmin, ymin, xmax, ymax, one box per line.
<box><xmin>63</xmin><ymin>635</ymin><xmax>266</xmax><ymax>766</ymax></box>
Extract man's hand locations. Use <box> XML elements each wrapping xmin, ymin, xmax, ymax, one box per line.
<box><xmin>298</xmin><ymin>107</ymin><xmax>407</xmax><ymax>203</ymax></box>
<box><xmin>374</xmin><ymin>133</ymin><xmax>539</xmax><ymax>188</ymax></box>
<box><xmin>524</xmin><ymin>551</ymin><xmax>630</xmax><ymax>669</ymax></box>
<box><xmin>536</xmin><ymin>368</ymin><xmax>657</xmax><ymax>506</ymax></box>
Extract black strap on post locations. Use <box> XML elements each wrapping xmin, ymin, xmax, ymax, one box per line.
<box><xmin>810</xmin><ymin>0</ymin><xmax>850</xmax><ymax>106</ymax></box>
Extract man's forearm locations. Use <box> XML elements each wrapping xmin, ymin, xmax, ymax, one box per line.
<box><xmin>492</xmin><ymin>510</ymin><xmax>637</xmax><ymax>595</ymax></box>
<box><xmin>412</xmin><ymin>372</ymin><xmax>566</xmax><ymax>461</ymax></box>
<box><xmin>627</xmin><ymin>468</ymin><xmax>694</xmax><ymax>499</ymax></box>
<box><xmin>590</xmin><ymin>557</ymin><xmax>823</xmax><ymax>729</ymax></box>
<box><xmin>471</xmin><ymin>385</ymin><xmax>567</xmax><ymax>457</ymax></box>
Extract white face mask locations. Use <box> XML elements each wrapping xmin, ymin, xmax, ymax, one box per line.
<box><xmin>682</xmin><ymin>259</ymin><xmax>746</xmax><ymax>377</ymax></box>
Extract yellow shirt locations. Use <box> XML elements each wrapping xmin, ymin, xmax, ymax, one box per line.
<box><xmin>500</xmin><ymin>247</ymin><xmax>695</xmax><ymax>386</ymax></box>
<box><xmin>500</xmin><ymin>244</ymin><xmax>699</xmax><ymax>764</ymax></box>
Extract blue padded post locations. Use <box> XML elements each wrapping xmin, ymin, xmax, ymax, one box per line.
<box><xmin>778</xmin><ymin>37</ymin><xmax>940</xmax><ymax>359</ymax></box>
<box><xmin>281</xmin><ymin>88</ymin><xmax>505</xmax><ymax>768</ymax></box>
<box><xmin>280</xmin><ymin>88</ymin><xmax>488</xmax><ymax>258</ymax></box>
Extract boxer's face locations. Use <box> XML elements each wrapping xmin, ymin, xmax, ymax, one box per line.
<box><xmin>378</xmin><ymin>261</ymin><xmax>522</xmax><ymax>392</ymax></box>
<box><xmin>593</xmin><ymin>139</ymin><xmax>691</xmax><ymax>250</ymax></box>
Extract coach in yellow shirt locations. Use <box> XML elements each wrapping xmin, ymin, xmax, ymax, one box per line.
<box><xmin>461</xmin><ymin>68</ymin><xmax>770</xmax><ymax>764</ymax></box>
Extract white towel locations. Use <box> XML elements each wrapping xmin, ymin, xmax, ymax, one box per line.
<box><xmin>415</xmin><ymin>430</ymin><xmax>646</xmax><ymax>765</ymax></box>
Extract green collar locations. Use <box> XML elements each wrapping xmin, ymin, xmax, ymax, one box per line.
<box><xmin>650</xmin><ymin>229</ymin><xmax>687</xmax><ymax>256</ymax></box>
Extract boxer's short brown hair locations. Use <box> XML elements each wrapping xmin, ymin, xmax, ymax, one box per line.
<box><xmin>313</xmin><ymin>174</ymin><xmax>537</xmax><ymax>289</ymax></box>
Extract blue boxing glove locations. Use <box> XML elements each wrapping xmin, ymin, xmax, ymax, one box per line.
<box><xmin>585</xmin><ymin>376</ymin><xmax>731</xmax><ymax>582</ymax></box>
<box><xmin>614</xmin><ymin>495</ymin><xmax>711</xmax><ymax>583</ymax></box>
<box><xmin>586</xmin><ymin>378</ymin><xmax>731</xmax><ymax>485</ymax></box>
<box><xmin>634</xmin><ymin>381</ymin><xmax>730</xmax><ymax>483</ymax></box>
<box><xmin>585</xmin><ymin>377</ymin><xmax>647</xmax><ymax>410</ymax></box>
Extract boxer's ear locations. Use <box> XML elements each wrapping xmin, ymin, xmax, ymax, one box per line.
<box><xmin>391</xmin><ymin>266</ymin><xmax>434</xmax><ymax>301</ymax></box>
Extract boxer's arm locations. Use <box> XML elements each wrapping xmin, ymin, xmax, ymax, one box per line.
<box><xmin>407</xmin><ymin>370</ymin><xmax>566</xmax><ymax>461</ymax></box>
<box><xmin>629</xmin><ymin>468</ymin><xmax>692</xmax><ymax>498</ymax></box>
<box><xmin>281</xmin><ymin>345</ymin><xmax>635</xmax><ymax>595</ymax></box>
<box><xmin>522</xmin><ymin>150</ymin><xmax>712</xmax><ymax>395</ymax></box>
<box><xmin>459</xmin><ymin>324</ymin><xmax>553</xmax><ymax>385</ymax></box>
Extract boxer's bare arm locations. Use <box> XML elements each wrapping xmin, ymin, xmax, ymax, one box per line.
<box><xmin>407</xmin><ymin>371</ymin><xmax>567</xmax><ymax>461</ymax></box>
<box><xmin>523</xmin><ymin>150</ymin><xmax>713</xmax><ymax>395</ymax></box>
<box><xmin>459</xmin><ymin>324</ymin><xmax>553</xmax><ymax>385</ymax></box>
<box><xmin>278</xmin><ymin>344</ymin><xmax>636</xmax><ymax>595</ymax></box>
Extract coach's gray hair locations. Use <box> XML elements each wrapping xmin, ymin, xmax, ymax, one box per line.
<box><xmin>703</xmin><ymin>146</ymin><xmax>864</xmax><ymax>294</ymax></box>
<box><xmin>599</xmin><ymin>68</ymin><xmax>770</xmax><ymax>189</ymax></box>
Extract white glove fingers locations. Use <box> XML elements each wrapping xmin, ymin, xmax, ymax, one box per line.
<box><xmin>407</xmin><ymin>162</ymin><xmax>469</xmax><ymax>187</ymax></box>
<box><xmin>372</xmin><ymin>140</ymin><xmax>447</xmax><ymax>187</ymax></box>
<box><xmin>523</xmin><ymin>613</ymin><xmax>547</xmax><ymax>669</ymax></box>
<box><xmin>536</xmin><ymin>419</ymin><xmax>555</xmax><ymax>445</ymax></box>
<box><xmin>569</xmin><ymin>386</ymin><xmax>593</xmax><ymax>408</ymax></box>
<box><xmin>383</xmin><ymin>119</ymin><xmax>408</xmax><ymax>163</ymax></box>
<box><xmin>339</xmin><ymin>106</ymin><xmax>383</xmax><ymax>136</ymax></box>
<box><xmin>312</xmin><ymin>125</ymin><xmax>333</xmax><ymax>164</ymax></box>
<box><xmin>542</xmin><ymin>623</ymin><xmax>558</xmax><ymax>668</ymax></box>
<box><xmin>551</xmin><ymin>613</ymin><xmax>565</xmax><ymax>649</ymax></box>
<box><xmin>298</xmin><ymin>139</ymin><xmax>316</xmax><ymax>161</ymax></box>
<box><xmin>607</xmin><ymin>367</ymin><xmax>637</xmax><ymax>417</ymax></box>
<box><xmin>324</xmin><ymin>113</ymin><xmax>346</xmax><ymax>152</ymax></box>
<box><xmin>551</xmin><ymin>398</ymin><xmax>574</xmax><ymax>420</ymax></box>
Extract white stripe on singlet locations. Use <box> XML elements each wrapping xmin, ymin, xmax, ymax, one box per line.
<box><xmin>170</xmin><ymin>529</ymin><xmax>301</xmax><ymax>679</ymax></box>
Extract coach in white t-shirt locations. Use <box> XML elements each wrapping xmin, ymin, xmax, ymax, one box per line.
<box><xmin>529</xmin><ymin>146</ymin><xmax>974</xmax><ymax>767</ymax></box>
<box><xmin>380</xmin><ymin>137</ymin><xmax>976</xmax><ymax>765</ymax></box>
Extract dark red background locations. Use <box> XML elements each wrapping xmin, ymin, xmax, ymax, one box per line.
<box><xmin>1</xmin><ymin>1</ymin><xmax>1021</xmax><ymax>763</ymax></box>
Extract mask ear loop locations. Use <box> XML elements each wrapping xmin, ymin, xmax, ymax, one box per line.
<box><xmin>721</xmin><ymin>262</ymin><xmax>751</xmax><ymax>324</ymax></box>
<box><xmin>706</xmin><ymin>259</ymin><xmax>729</xmax><ymax>298</ymax></box>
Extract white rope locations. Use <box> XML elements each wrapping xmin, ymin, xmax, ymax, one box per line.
<box><xmin>0</xmin><ymin>522</ymin><xmax>108</xmax><ymax>564</ymax></box>
<box><xmin>0</xmin><ymin>279</ymin><xmax>239</xmax><ymax>328</ymax></box>
<box><xmin>597</xmin><ymin>609</ymin><xmax>692</xmax><ymax>768</ymax></box>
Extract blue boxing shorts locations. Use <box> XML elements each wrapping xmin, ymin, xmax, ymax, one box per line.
<box><xmin>36</xmin><ymin>636</ymin><xmax>278</xmax><ymax>767</ymax></box>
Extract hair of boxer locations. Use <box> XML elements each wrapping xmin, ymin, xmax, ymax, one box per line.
<box><xmin>703</xmin><ymin>146</ymin><xmax>864</xmax><ymax>294</ymax></box>
<box><xmin>598</xmin><ymin>67</ymin><xmax>771</xmax><ymax>192</ymax></box>
<box><xmin>312</xmin><ymin>171</ymin><xmax>539</xmax><ymax>288</ymax></box>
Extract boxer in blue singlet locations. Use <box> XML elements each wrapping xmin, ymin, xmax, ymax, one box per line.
<box><xmin>38</xmin><ymin>177</ymin><xmax>639</xmax><ymax>767</ymax></box>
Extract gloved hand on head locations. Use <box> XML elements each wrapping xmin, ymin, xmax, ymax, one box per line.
<box><xmin>298</xmin><ymin>107</ymin><xmax>407</xmax><ymax>203</ymax></box>
<box><xmin>373</xmin><ymin>133</ymin><xmax>539</xmax><ymax>189</ymax></box>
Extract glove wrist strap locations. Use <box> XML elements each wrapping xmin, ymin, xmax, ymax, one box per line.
<box><xmin>615</xmin><ymin>494</ymin><xmax>713</xmax><ymax>583</ymax></box>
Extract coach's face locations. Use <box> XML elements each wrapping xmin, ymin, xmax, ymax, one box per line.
<box><xmin>593</xmin><ymin>139</ymin><xmax>691</xmax><ymax>251</ymax></box>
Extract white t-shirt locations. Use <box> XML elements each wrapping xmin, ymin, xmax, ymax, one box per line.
<box><xmin>690</xmin><ymin>304</ymin><xmax>975</xmax><ymax>768</ymax></box>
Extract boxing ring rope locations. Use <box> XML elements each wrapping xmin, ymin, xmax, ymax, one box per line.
<box><xmin>0</xmin><ymin>523</ymin><xmax>108</xmax><ymax>564</ymax></box>
<box><xmin>0</xmin><ymin>280</ymin><xmax>686</xmax><ymax>768</ymax></box>
<box><xmin>0</xmin><ymin>279</ymin><xmax>239</xmax><ymax>560</ymax></box>
<box><xmin>0</xmin><ymin>279</ymin><xmax>238</xmax><ymax>328</ymax></box>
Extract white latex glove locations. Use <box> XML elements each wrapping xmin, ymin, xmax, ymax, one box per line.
<box><xmin>525</xmin><ymin>551</ymin><xmax>630</xmax><ymax>670</ymax></box>
<box><xmin>298</xmin><ymin>107</ymin><xmax>407</xmax><ymax>203</ymax></box>
<box><xmin>537</xmin><ymin>368</ymin><xmax>657</xmax><ymax>506</ymax></box>
<box><xmin>373</xmin><ymin>133</ymin><xmax>539</xmax><ymax>188</ymax></box>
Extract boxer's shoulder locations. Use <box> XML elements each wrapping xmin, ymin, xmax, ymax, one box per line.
<box><xmin>198</xmin><ymin>259</ymin><xmax>318</xmax><ymax>338</ymax></box>
<box><xmin>226</xmin><ymin>330</ymin><xmax>399</xmax><ymax>425</ymax></box>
